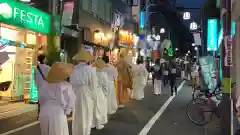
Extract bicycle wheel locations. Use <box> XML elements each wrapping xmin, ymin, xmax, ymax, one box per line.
<box><xmin>215</xmin><ymin>88</ymin><xmax>222</xmax><ymax>100</ymax></box>
<box><xmin>186</xmin><ymin>98</ymin><xmax>213</xmax><ymax>125</ymax></box>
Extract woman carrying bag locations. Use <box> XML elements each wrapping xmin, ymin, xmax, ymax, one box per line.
<box><xmin>38</xmin><ymin>62</ymin><xmax>76</xmax><ymax>135</ymax></box>
<box><xmin>35</xmin><ymin>54</ymin><xmax>51</xmax><ymax>119</ymax></box>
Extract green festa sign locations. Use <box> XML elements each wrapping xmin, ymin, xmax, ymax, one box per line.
<box><xmin>30</xmin><ymin>66</ymin><xmax>38</xmax><ymax>102</ymax></box>
<box><xmin>0</xmin><ymin>0</ymin><xmax>51</xmax><ymax>34</ymax></box>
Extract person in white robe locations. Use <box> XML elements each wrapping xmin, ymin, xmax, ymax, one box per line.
<box><xmin>70</xmin><ymin>50</ymin><xmax>98</xmax><ymax>135</ymax></box>
<box><xmin>38</xmin><ymin>62</ymin><xmax>75</xmax><ymax>135</ymax></box>
<box><xmin>102</xmin><ymin>56</ymin><xmax>118</xmax><ymax>114</ymax></box>
<box><xmin>34</xmin><ymin>54</ymin><xmax>51</xmax><ymax>119</ymax></box>
<box><xmin>35</xmin><ymin>54</ymin><xmax>51</xmax><ymax>87</ymax></box>
<box><xmin>132</xmin><ymin>57</ymin><xmax>148</xmax><ymax>100</ymax></box>
<box><xmin>92</xmin><ymin>59</ymin><xmax>109</xmax><ymax>129</ymax></box>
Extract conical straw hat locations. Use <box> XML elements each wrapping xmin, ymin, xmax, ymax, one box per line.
<box><xmin>93</xmin><ymin>59</ymin><xmax>107</xmax><ymax>69</ymax></box>
<box><xmin>72</xmin><ymin>50</ymin><xmax>93</xmax><ymax>62</ymax></box>
<box><xmin>46</xmin><ymin>62</ymin><xmax>74</xmax><ymax>83</ymax></box>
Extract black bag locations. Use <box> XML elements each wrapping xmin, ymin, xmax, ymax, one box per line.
<box><xmin>36</xmin><ymin>64</ymin><xmax>46</xmax><ymax>119</ymax></box>
<box><xmin>37</xmin><ymin>65</ymin><xmax>46</xmax><ymax>80</ymax></box>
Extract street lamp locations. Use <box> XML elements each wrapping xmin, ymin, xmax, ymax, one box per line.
<box><xmin>187</xmin><ymin>50</ymin><xmax>190</xmax><ymax>53</ymax></box>
<box><xmin>190</xmin><ymin>21</ymin><xmax>198</xmax><ymax>30</ymax></box>
<box><xmin>195</xmin><ymin>46</ymin><xmax>199</xmax><ymax>62</ymax></box>
<box><xmin>175</xmin><ymin>48</ymin><xmax>178</xmax><ymax>51</ymax></box>
<box><xmin>155</xmin><ymin>35</ymin><xmax>160</xmax><ymax>41</ymax></box>
<box><xmin>192</xmin><ymin>43</ymin><xmax>195</xmax><ymax>46</ymax></box>
<box><xmin>183</xmin><ymin>12</ymin><xmax>191</xmax><ymax>20</ymax></box>
<box><xmin>147</xmin><ymin>35</ymin><xmax>152</xmax><ymax>42</ymax></box>
<box><xmin>160</xmin><ymin>28</ymin><xmax>165</xmax><ymax>33</ymax></box>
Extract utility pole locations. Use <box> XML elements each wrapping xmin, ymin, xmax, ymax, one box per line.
<box><xmin>219</xmin><ymin>0</ymin><xmax>232</xmax><ymax>135</ymax></box>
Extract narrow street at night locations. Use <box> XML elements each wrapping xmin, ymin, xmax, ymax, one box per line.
<box><xmin>0</xmin><ymin>0</ymin><xmax>238</xmax><ymax>134</ymax></box>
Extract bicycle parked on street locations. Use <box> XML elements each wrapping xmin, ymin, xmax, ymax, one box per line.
<box><xmin>186</xmin><ymin>82</ymin><xmax>236</xmax><ymax>125</ymax></box>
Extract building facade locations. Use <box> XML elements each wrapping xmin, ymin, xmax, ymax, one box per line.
<box><xmin>60</xmin><ymin>0</ymin><xmax>139</xmax><ymax>62</ymax></box>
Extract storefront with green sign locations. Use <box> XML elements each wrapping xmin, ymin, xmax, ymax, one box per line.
<box><xmin>0</xmin><ymin>0</ymin><xmax>51</xmax><ymax>102</ymax></box>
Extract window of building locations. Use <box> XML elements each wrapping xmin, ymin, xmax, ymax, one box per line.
<box><xmin>132</xmin><ymin>0</ymin><xmax>138</xmax><ymax>6</ymax></box>
<box><xmin>82</xmin><ymin>0</ymin><xmax>92</xmax><ymax>13</ymax></box>
<box><xmin>97</xmin><ymin>0</ymin><xmax>105</xmax><ymax>20</ymax></box>
<box><xmin>105</xmin><ymin>1</ymin><xmax>111</xmax><ymax>22</ymax></box>
<box><xmin>110</xmin><ymin>4</ymin><xmax>113</xmax><ymax>24</ymax></box>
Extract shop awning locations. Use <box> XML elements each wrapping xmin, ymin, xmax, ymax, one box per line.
<box><xmin>83</xmin><ymin>40</ymin><xmax>109</xmax><ymax>50</ymax></box>
<box><xmin>61</xmin><ymin>26</ymin><xmax>79</xmax><ymax>37</ymax></box>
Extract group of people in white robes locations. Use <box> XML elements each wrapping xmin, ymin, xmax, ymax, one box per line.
<box><xmin>36</xmin><ymin>50</ymin><xmax>120</xmax><ymax>135</ymax></box>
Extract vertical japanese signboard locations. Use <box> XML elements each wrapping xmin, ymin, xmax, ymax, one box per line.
<box><xmin>207</xmin><ymin>19</ymin><xmax>218</xmax><ymax>51</ymax></box>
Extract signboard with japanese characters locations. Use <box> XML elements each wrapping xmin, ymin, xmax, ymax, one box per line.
<box><xmin>224</xmin><ymin>35</ymin><xmax>232</xmax><ymax>66</ymax></box>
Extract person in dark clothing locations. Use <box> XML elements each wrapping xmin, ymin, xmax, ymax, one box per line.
<box><xmin>153</xmin><ymin>58</ymin><xmax>163</xmax><ymax>95</ymax></box>
<box><xmin>163</xmin><ymin>62</ymin><xmax>169</xmax><ymax>86</ymax></box>
<box><xmin>169</xmin><ymin>59</ymin><xmax>177</xmax><ymax>96</ymax></box>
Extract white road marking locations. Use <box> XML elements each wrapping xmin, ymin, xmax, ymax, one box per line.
<box><xmin>0</xmin><ymin>121</ymin><xmax>39</xmax><ymax>135</ymax></box>
<box><xmin>138</xmin><ymin>81</ymin><xmax>186</xmax><ymax>135</ymax></box>
<box><xmin>0</xmin><ymin>118</ymin><xmax>73</xmax><ymax>135</ymax></box>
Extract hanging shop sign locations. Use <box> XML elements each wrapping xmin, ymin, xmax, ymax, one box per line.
<box><xmin>140</xmin><ymin>11</ymin><xmax>145</xmax><ymax>29</ymax></box>
<box><xmin>0</xmin><ymin>0</ymin><xmax>51</xmax><ymax>34</ymax></box>
<box><xmin>224</xmin><ymin>35</ymin><xmax>232</xmax><ymax>67</ymax></box>
<box><xmin>207</xmin><ymin>19</ymin><xmax>218</xmax><ymax>51</ymax></box>
<box><xmin>62</xmin><ymin>1</ymin><xmax>74</xmax><ymax>26</ymax></box>
<box><xmin>119</xmin><ymin>30</ymin><xmax>134</xmax><ymax>47</ymax></box>
<box><xmin>30</xmin><ymin>66</ymin><xmax>38</xmax><ymax>102</ymax></box>
<box><xmin>93</xmin><ymin>32</ymin><xmax>111</xmax><ymax>47</ymax></box>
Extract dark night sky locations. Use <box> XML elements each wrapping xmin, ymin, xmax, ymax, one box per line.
<box><xmin>149</xmin><ymin>0</ymin><xmax>207</xmax><ymax>30</ymax></box>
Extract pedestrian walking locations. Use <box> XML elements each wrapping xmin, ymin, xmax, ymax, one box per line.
<box><xmin>169</xmin><ymin>60</ymin><xmax>178</xmax><ymax>96</ymax></box>
<box><xmin>153</xmin><ymin>58</ymin><xmax>163</xmax><ymax>95</ymax></box>
<box><xmin>92</xmin><ymin>59</ymin><xmax>109</xmax><ymax>130</ymax></box>
<box><xmin>70</xmin><ymin>50</ymin><xmax>98</xmax><ymax>135</ymax></box>
<box><xmin>132</xmin><ymin>56</ymin><xmax>148</xmax><ymax>100</ymax></box>
<box><xmin>163</xmin><ymin>61</ymin><xmax>169</xmax><ymax>86</ymax></box>
<box><xmin>38</xmin><ymin>62</ymin><xmax>75</xmax><ymax>135</ymax></box>
<box><xmin>102</xmin><ymin>56</ymin><xmax>118</xmax><ymax>114</ymax></box>
<box><xmin>34</xmin><ymin>54</ymin><xmax>51</xmax><ymax>119</ymax></box>
<box><xmin>115</xmin><ymin>53</ymin><xmax>133</xmax><ymax>108</ymax></box>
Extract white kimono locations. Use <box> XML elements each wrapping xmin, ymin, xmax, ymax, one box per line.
<box><xmin>102</xmin><ymin>64</ymin><xmax>118</xmax><ymax>114</ymax></box>
<box><xmin>132</xmin><ymin>64</ymin><xmax>148</xmax><ymax>100</ymax></box>
<box><xmin>70</xmin><ymin>63</ymin><xmax>98</xmax><ymax>135</ymax></box>
<box><xmin>38</xmin><ymin>81</ymin><xmax>75</xmax><ymax>135</ymax></box>
<box><xmin>92</xmin><ymin>68</ymin><xmax>109</xmax><ymax>129</ymax></box>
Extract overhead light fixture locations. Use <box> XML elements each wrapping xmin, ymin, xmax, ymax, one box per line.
<box><xmin>183</xmin><ymin>12</ymin><xmax>191</xmax><ymax>20</ymax></box>
<box><xmin>155</xmin><ymin>35</ymin><xmax>160</xmax><ymax>41</ymax></box>
<box><xmin>160</xmin><ymin>28</ymin><xmax>165</xmax><ymax>33</ymax></box>
<box><xmin>19</xmin><ymin>0</ymin><xmax>31</xmax><ymax>2</ymax></box>
<box><xmin>190</xmin><ymin>21</ymin><xmax>198</xmax><ymax>30</ymax></box>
